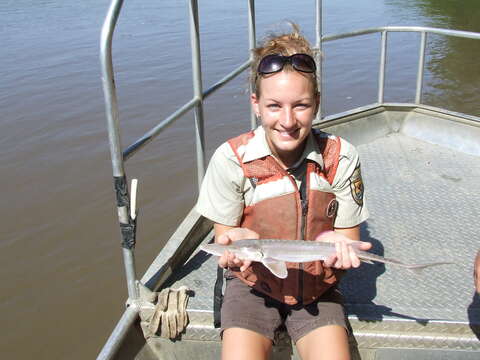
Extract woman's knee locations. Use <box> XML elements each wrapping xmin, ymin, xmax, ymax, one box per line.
<box><xmin>295</xmin><ymin>325</ymin><xmax>350</xmax><ymax>360</ymax></box>
<box><xmin>222</xmin><ymin>327</ymin><xmax>272</xmax><ymax>360</ymax></box>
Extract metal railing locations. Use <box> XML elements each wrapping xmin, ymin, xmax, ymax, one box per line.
<box><xmin>104</xmin><ymin>0</ymin><xmax>326</xmax><ymax>188</ymax></box>
<box><xmin>322</xmin><ymin>26</ymin><xmax>480</xmax><ymax>106</ymax></box>
<box><xmin>98</xmin><ymin>1</ymin><xmax>261</xmax><ymax>359</ymax></box>
<box><xmin>98</xmin><ymin>0</ymin><xmax>480</xmax><ymax>358</ymax></box>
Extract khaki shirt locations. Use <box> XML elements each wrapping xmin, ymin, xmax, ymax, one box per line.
<box><xmin>196</xmin><ymin>126</ymin><xmax>369</xmax><ymax>228</ymax></box>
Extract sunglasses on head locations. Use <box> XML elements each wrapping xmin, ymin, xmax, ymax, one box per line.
<box><xmin>257</xmin><ymin>53</ymin><xmax>317</xmax><ymax>75</ymax></box>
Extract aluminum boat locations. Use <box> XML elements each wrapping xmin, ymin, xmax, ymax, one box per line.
<box><xmin>97</xmin><ymin>1</ymin><xmax>480</xmax><ymax>359</ymax></box>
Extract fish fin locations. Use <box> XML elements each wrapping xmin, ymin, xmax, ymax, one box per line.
<box><xmin>262</xmin><ymin>258</ymin><xmax>288</xmax><ymax>279</ymax></box>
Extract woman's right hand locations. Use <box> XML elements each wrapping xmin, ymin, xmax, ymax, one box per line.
<box><xmin>215</xmin><ymin>226</ymin><xmax>260</xmax><ymax>272</ymax></box>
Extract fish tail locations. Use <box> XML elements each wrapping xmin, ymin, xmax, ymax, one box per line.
<box><xmin>405</xmin><ymin>262</ymin><xmax>454</xmax><ymax>275</ymax></box>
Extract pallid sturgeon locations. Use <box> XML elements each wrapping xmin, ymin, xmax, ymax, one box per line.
<box><xmin>200</xmin><ymin>239</ymin><xmax>453</xmax><ymax>279</ymax></box>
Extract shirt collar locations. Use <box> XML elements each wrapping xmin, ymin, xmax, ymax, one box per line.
<box><xmin>242</xmin><ymin>126</ymin><xmax>324</xmax><ymax>169</ymax></box>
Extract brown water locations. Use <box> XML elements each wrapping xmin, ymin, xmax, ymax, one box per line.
<box><xmin>1</xmin><ymin>0</ymin><xmax>479</xmax><ymax>358</ymax></box>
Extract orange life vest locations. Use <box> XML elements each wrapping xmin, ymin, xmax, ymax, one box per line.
<box><xmin>227</xmin><ymin>129</ymin><xmax>343</xmax><ymax>305</ymax></box>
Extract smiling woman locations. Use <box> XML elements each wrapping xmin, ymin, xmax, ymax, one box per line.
<box><xmin>250</xmin><ymin>31</ymin><xmax>320</xmax><ymax>167</ymax></box>
<box><xmin>251</xmin><ymin>70</ymin><xmax>318</xmax><ymax>168</ymax></box>
<box><xmin>195</xmin><ymin>23</ymin><xmax>370</xmax><ymax>360</ymax></box>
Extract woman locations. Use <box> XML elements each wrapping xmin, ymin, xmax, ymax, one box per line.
<box><xmin>196</xmin><ymin>25</ymin><xmax>371</xmax><ymax>360</ymax></box>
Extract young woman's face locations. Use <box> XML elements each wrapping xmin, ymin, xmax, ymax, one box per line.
<box><xmin>251</xmin><ymin>70</ymin><xmax>318</xmax><ymax>167</ymax></box>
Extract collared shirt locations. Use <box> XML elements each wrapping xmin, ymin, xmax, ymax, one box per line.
<box><xmin>196</xmin><ymin>126</ymin><xmax>369</xmax><ymax>228</ymax></box>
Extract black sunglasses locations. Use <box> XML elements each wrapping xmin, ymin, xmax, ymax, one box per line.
<box><xmin>257</xmin><ymin>53</ymin><xmax>317</xmax><ymax>75</ymax></box>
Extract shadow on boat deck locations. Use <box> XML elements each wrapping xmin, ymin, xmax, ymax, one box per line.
<box><xmin>342</xmin><ymin>223</ymin><xmax>430</xmax><ymax>325</ymax></box>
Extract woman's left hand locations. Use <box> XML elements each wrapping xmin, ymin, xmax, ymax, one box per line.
<box><xmin>315</xmin><ymin>231</ymin><xmax>372</xmax><ymax>269</ymax></box>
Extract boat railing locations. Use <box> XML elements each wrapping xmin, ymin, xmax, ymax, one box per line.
<box><xmin>99</xmin><ymin>0</ymin><xmax>321</xmax><ymax>307</ymax></box>
<box><xmin>322</xmin><ymin>26</ymin><xmax>480</xmax><ymax>107</ymax></box>
<box><xmin>98</xmin><ymin>0</ymin><xmax>480</xmax><ymax>359</ymax></box>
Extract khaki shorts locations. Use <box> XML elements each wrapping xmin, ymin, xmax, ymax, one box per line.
<box><xmin>220</xmin><ymin>276</ymin><xmax>347</xmax><ymax>343</ymax></box>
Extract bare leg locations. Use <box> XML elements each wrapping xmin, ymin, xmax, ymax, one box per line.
<box><xmin>222</xmin><ymin>327</ymin><xmax>272</xmax><ymax>360</ymax></box>
<box><xmin>295</xmin><ymin>325</ymin><xmax>350</xmax><ymax>360</ymax></box>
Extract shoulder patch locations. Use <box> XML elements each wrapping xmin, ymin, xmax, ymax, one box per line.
<box><xmin>349</xmin><ymin>164</ymin><xmax>364</xmax><ymax>206</ymax></box>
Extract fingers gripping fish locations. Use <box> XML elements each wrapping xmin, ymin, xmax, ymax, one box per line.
<box><xmin>200</xmin><ymin>239</ymin><xmax>453</xmax><ymax>279</ymax></box>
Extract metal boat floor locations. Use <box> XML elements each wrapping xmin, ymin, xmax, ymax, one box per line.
<box><xmin>168</xmin><ymin>132</ymin><xmax>479</xmax><ymax>318</ymax></box>
<box><xmin>345</xmin><ymin>132</ymin><xmax>479</xmax><ymax>320</ymax></box>
<box><xmin>154</xmin><ymin>131</ymin><xmax>480</xmax><ymax>357</ymax></box>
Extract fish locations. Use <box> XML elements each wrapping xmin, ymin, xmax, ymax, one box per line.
<box><xmin>199</xmin><ymin>239</ymin><xmax>453</xmax><ymax>279</ymax></box>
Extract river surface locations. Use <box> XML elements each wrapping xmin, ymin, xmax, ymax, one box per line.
<box><xmin>1</xmin><ymin>0</ymin><xmax>479</xmax><ymax>358</ymax></box>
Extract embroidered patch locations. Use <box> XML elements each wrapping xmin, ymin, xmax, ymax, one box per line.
<box><xmin>349</xmin><ymin>164</ymin><xmax>364</xmax><ymax>206</ymax></box>
<box><xmin>326</xmin><ymin>199</ymin><xmax>338</xmax><ymax>218</ymax></box>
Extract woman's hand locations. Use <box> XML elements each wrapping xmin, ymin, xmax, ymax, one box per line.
<box><xmin>315</xmin><ymin>230</ymin><xmax>371</xmax><ymax>269</ymax></box>
<box><xmin>215</xmin><ymin>225</ymin><xmax>260</xmax><ymax>272</ymax></box>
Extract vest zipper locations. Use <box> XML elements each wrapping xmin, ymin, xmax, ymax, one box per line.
<box><xmin>286</xmin><ymin>163</ymin><xmax>308</xmax><ymax>304</ymax></box>
<box><xmin>301</xmin><ymin>199</ymin><xmax>308</xmax><ymax>239</ymax></box>
<box><xmin>298</xmin><ymin>198</ymin><xmax>308</xmax><ymax>303</ymax></box>
<box><xmin>298</xmin><ymin>171</ymin><xmax>308</xmax><ymax>304</ymax></box>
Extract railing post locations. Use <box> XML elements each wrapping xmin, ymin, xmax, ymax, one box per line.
<box><xmin>248</xmin><ymin>0</ymin><xmax>257</xmax><ymax>130</ymax></box>
<box><xmin>188</xmin><ymin>0</ymin><xmax>206</xmax><ymax>191</ymax></box>
<box><xmin>416</xmin><ymin>31</ymin><xmax>427</xmax><ymax>104</ymax></box>
<box><xmin>378</xmin><ymin>30</ymin><xmax>387</xmax><ymax>104</ymax></box>
<box><xmin>315</xmin><ymin>0</ymin><xmax>323</xmax><ymax>121</ymax></box>
<box><xmin>100</xmin><ymin>0</ymin><xmax>125</xmax><ymax>179</ymax></box>
<box><xmin>100</xmin><ymin>0</ymin><xmax>139</xmax><ymax>301</ymax></box>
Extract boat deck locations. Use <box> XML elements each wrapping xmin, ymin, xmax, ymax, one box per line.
<box><xmin>138</xmin><ymin>106</ymin><xmax>480</xmax><ymax>359</ymax></box>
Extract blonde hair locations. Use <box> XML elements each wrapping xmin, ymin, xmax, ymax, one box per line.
<box><xmin>251</xmin><ymin>23</ymin><xmax>319</xmax><ymax>97</ymax></box>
